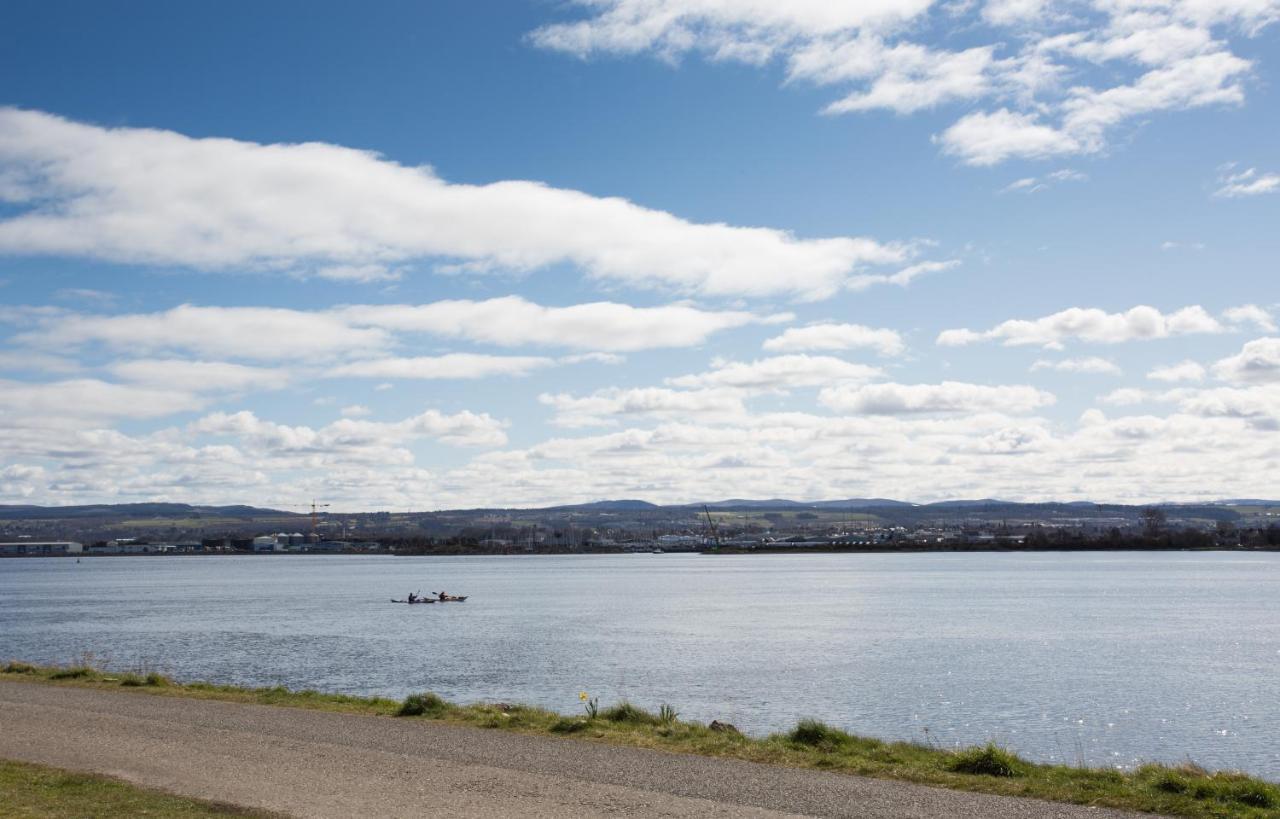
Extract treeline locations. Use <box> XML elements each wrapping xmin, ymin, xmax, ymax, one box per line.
<box><xmin>383</xmin><ymin>535</ymin><xmax>617</xmax><ymax>555</ymax></box>
<box><xmin>1020</xmin><ymin>525</ymin><xmax>1280</xmax><ymax>551</ymax></box>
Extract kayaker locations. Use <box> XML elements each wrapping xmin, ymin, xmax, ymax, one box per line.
<box><xmin>408</xmin><ymin>591</ymin><xmax>417</xmax><ymax>603</ymax></box>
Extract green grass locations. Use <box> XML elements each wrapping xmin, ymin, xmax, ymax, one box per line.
<box><xmin>3</xmin><ymin>661</ymin><xmax>1278</xmax><ymax>818</ymax></box>
<box><xmin>0</xmin><ymin>758</ymin><xmax>277</xmax><ymax>817</ymax></box>
<box><xmin>948</xmin><ymin>743</ymin><xmax>1030</xmax><ymax>777</ymax></box>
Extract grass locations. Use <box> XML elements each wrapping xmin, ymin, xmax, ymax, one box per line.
<box><xmin>3</xmin><ymin>661</ymin><xmax>1278</xmax><ymax>818</ymax></box>
<box><xmin>0</xmin><ymin>758</ymin><xmax>277</xmax><ymax>817</ymax></box>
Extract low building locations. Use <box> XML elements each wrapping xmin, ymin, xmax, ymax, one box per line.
<box><xmin>0</xmin><ymin>541</ymin><xmax>83</xmax><ymax>556</ymax></box>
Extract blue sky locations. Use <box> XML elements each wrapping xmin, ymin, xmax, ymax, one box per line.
<box><xmin>1</xmin><ymin>0</ymin><xmax>1277</xmax><ymax>509</ymax></box>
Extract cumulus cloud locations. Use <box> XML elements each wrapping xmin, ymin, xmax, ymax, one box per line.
<box><xmin>193</xmin><ymin>408</ymin><xmax>507</xmax><ymax>450</ymax></box>
<box><xmin>0</xmin><ymin>108</ymin><xmax>919</xmax><ymax>300</ymax></box>
<box><xmin>666</xmin><ymin>355</ymin><xmax>882</xmax><ymax>391</ymax></box>
<box><xmin>1030</xmin><ymin>357</ymin><xmax>1122</xmax><ymax>375</ymax></box>
<box><xmin>1147</xmin><ymin>360</ymin><xmax>1207</xmax><ymax>382</ymax></box>
<box><xmin>539</xmin><ymin>387</ymin><xmax>746</xmax><ymax>427</ymax></box>
<box><xmin>1212</xmin><ymin>337</ymin><xmax>1280</xmax><ymax>383</ymax></box>
<box><xmin>1222</xmin><ymin>304</ymin><xmax>1276</xmax><ymax>331</ymax></box>
<box><xmin>938</xmin><ymin>304</ymin><xmax>1226</xmax><ymax>347</ymax></box>
<box><xmin>329</xmin><ymin>354</ymin><xmax>556</xmax><ymax>380</ymax></box>
<box><xmin>819</xmin><ymin>381</ymin><xmax>1055</xmax><ymax>414</ymax></box>
<box><xmin>762</xmin><ymin>323</ymin><xmax>905</xmax><ymax>356</ymax></box>
<box><xmin>531</xmin><ymin>1</ymin><xmax>1274</xmax><ymax>165</ymax></box>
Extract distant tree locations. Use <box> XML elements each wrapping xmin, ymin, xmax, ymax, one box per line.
<box><xmin>1140</xmin><ymin>507</ymin><xmax>1167</xmax><ymax>538</ymax></box>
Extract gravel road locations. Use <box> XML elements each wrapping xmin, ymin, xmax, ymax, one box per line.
<box><xmin>0</xmin><ymin>680</ymin><xmax>1157</xmax><ymax>818</ymax></box>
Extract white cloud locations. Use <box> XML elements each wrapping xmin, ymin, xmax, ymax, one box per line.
<box><xmin>0</xmin><ymin>378</ymin><xmax>208</xmax><ymax>422</ymax></box>
<box><xmin>539</xmin><ymin>387</ymin><xmax>746</xmax><ymax>427</ymax></box>
<box><xmin>336</xmin><ymin>297</ymin><xmax>768</xmax><ymax>351</ymax></box>
<box><xmin>15</xmin><ymin>304</ymin><xmax>389</xmax><ymax>361</ymax></box>
<box><xmin>938</xmin><ymin>304</ymin><xmax>1225</xmax><ymax>347</ymax></box>
<box><xmin>108</xmin><ymin>359</ymin><xmax>289</xmax><ymax>392</ymax></box>
<box><xmin>998</xmin><ymin>168</ymin><xmax>1087</xmax><ymax>193</ymax></box>
<box><xmin>529</xmin><ymin>2</ymin><xmax>936</xmax><ymax>58</ymax></box>
<box><xmin>1212</xmin><ymin>337</ymin><xmax>1280</xmax><ymax>383</ymax></box>
<box><xmin>340</xmin><ymin>404</ymin><xmax>372</xmax><ymax>418</ymax></box>
<box><xmin>559</xmin><ymin>352</ymin><xmax>627</xmax><ymax>365</ymax></box>
<box><xmin>1000</xmin><ymin>177</ymin><xmax>1044</xmax><ymax>194</ymax></box>
<box><xmin>982</xmin><ymin>0</ymin><xmax>1049</xmax><ymax>26</ymax></box>
<box><xmin>846</xmin><ymin>259</ymin><xmax>959</xmax><ymax>291</ymax></box>
<box><xmin>762</xmin><ymin>323</ymin><xmax>905</xmax><ymax>356</ymax></box>
<box><xmin>11</xmin><ymin>297</ymin><xmax>768</xmax><ymax>364</ymax></box>
<box><xmin>1171</xmin><ymin>385</ymin><xmax>1280</xmax><ymax>429</ymax></box>
<box><xmin>1223</xmin><ymin>304</ymin><xmax>1276</xmax><ymax>331</ymax></box>
<box><xmin>819</xmin><ymin>380</ymin><xmax>1055</xmax><ymax>414</ymax></box>
<box><xmin>1099</xmin><ymin>387</ymin><xmax>1154</xmax><ymax>405</ymax></box>
<box><xmin>666</xmin><ymin>355</ymin><xmax>882</xmax><ymax>391</ymax></box>
<box><xmin>1031</xmin><ymin>356</ymin><xmax>1122</xmax><ymax>375</ymax></box>
<box><xmin>193</xmin><ymin>408</ymin><xmax>507</xmax><ymax>450</ymax></box>
<box><xmin>531</xmin><ymin>2</ymin><xmax>1277</xmax><ymax>165</ymax></box>
<box><xmin>937</xmin><ymin>109</ymin><xmax>1082</xmax><ymax>166</ymax></box>
<box><xmin>0</xmin><ymin>108</ymin><xmax>919</xmax><ymax>300</ymax></box>
<box><xmin>1147</xmin><ymin>360</ymin><xmax>1207</xmax><ymax>382</ymax></box>
<box><xmin>329</xmin><ymin>354</ymin><xmax>556</xmax><ymax>380</ymax></box>
<box><xmin>313</xmin><ymin>264</ymin><xmax>403</xmax><ymax>283</ymax></box>
<box><xmin>1214</xmin><ymin>166</ymin><xmax>1280</xmax><ymax>197</ymax></box>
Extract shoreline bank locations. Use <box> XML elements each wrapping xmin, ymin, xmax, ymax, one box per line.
<box><xmin>2</xmin><ymin>661</ymin><xmax>1275</xmax><ymax>817</ymax></box>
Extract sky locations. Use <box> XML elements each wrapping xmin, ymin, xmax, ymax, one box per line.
<box><xmin>0</xmin><ymin>0</ymin><xmax>1277</xmax><ymax>510</ymax></box>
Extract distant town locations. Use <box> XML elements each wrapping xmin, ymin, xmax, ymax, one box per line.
<box><xmin>2</xmin><ymin>498</ymin><xmax>1278</xmax><ymax>557</ymax></box>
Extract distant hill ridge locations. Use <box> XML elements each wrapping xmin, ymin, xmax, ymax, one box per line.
<box><xmin>0</xmin><ymin>503</ymin><xmax>296</xmax><ymax>520</ymax></box>
<box><xmin>1</xmin><ymin>498</ymin><xmax>1277</xmax><ymax>520</ymax></box>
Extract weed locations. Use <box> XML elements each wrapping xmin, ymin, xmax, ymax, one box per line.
<box><xmin>947</xmin><ymin>744</ymin><xmax>1028</xmax><ymax>778</ymax></box>
<box><xmin>398</xmin><ymin>692</ymin><xmax>448</xmax><ymax>717</ymax></box>
<box><xmin>788</xmin><ymin>719</ymin><xmax>851</xmax><ymax>750</ymax></box>
<box><xmin>658</xmin><ymin>704</ymin><xmax>679</xmax><ymax>724</ymax></box>
<box><xmin>601</xmin><ymin>701</ymin><xmax>659</xmax><ymax>725</ymax></box>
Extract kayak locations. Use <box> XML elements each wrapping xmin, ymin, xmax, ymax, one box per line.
<box><xmin>390</xmin><ymin>598</ymin><xmax>436</xmax><ymax>604</ymax></box>
<box><xmin>437</xmin><ymin>596</ymin><xmax>468</xmax><ymax>602</ymax></box>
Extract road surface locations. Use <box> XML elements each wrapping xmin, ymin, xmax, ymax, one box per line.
<box><xmin>0</xmin><ymin>680</ymin><xmax>1156</xmax><ymax>818</ymax></box>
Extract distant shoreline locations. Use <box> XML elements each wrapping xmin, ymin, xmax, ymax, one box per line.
<box><xmin>3</xmin><ymin>545</ymin><xmax>1278</xmax><ymax>558</ymax></box>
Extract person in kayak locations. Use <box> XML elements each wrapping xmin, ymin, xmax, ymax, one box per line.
<box><xmin>408</xmin><ymin>591</ymin><xmax>417</xmax><ymax>603</ymax></box>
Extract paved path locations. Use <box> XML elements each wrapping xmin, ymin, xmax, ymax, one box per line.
<box><xmin>0</xmin><ymin>680</ymin><xmax>1155</xmax><ymax>818</ymax></box>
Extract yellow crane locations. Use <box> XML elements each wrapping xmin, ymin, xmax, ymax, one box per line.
<box><xmin>308</xmin><ymin>500</ymin><xmax>330</xmax><ymax>533</ymax></box>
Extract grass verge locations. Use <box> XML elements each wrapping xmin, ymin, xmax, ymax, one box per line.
<box><xmin>2</xmin><ymin>661</ymin><xmax>1277</xmax><ymax>818</ymax></box>
<box><xmin>0</xmin><ymin>758</ymin><xmax>278</xmax><ymax>817</ymax></box>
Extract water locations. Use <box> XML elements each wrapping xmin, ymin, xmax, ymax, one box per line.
<box><xmin>2</xmin><ymin>551</ymin><xmax>1277</xmax><ymax>779</ymax></box>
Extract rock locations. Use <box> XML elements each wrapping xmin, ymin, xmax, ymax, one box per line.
<box><xmin>708</xmin><ymin>720</ymin><xmax>740</xmax><ymax>734</ymax></box>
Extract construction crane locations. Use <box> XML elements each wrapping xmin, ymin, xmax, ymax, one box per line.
<box><xmin>307</xmin><ymin>500</ymin><xmax>330</xmax><ymax>533</ymax></box>
<box><xmin>702</xmin><ymin>504</ymin><xmax>721</xmax><ymax>549</ymax></box>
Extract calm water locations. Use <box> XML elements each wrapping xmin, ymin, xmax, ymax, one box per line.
<box><xmin>2</xmin><ymin>552</ymin><xmax>1277</xmax><ymax>779</ymax></box>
